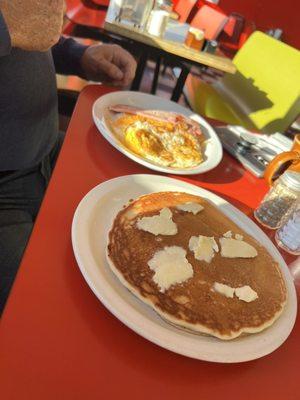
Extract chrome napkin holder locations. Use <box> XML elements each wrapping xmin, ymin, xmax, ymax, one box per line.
<box><xmin>215</xmin><ymin>125</ymin><xmax>293</xmax><ymax>177</ymax></box>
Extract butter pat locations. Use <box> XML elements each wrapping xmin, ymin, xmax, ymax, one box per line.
<box><xmin>219</xmin><ymin>238</ymin><xmax>258</xmax><ymax>258</ymax></box>
<box><xmin>137</xmin><ymin>208</ymin><xmax>177</xmax><ymax>236</ymax></box>
<box><xmin>148</xmin><ymin>246</ymin><xmax>193</xmax><ymax>292</ymax></box>
<box><xmin>189</xmin><ymin>235</ymin><xmax>219</xmax><ymax>263</ymax></box>
<box><xmin>223</xmin><ymin>231</ymin><xmax>232</xmax><ymax>238</ymax></box>
<box><xmin>176</xmin><ymin>202</ymin><xmax>204</xmax><ymax>215</ymax></box>
<box><xmin>235</xmin><ymin>234</ymin><xmax>243</xmax><ymax>241</ymax></box>
<box><xmin>213</xmin><ymin>282</ymin><xmax>235</xmax><ymax>298</ymax></box>
<box><xmin>235</xmin><ymin>285</ymin><xmax>258</xmax><ymax>302</ymax></box>
<box><xmin>213</xmin><ymin>282</ymin><xmax>258</xmax><ymax>302</ymax></box>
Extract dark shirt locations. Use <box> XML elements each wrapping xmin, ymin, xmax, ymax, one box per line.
<box><xmin>0</xmin><ymin>12</ymin><xmax>87</xmax><ymax>171</ymax></box>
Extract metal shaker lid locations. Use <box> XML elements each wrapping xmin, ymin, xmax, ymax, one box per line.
<box><xmin>281</xmin><ymin>171</ymin><xmax>300</xmax><ymax>191</ymax></box>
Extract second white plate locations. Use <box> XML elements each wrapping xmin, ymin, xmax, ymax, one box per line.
<box><xmin>92</xmin><ymin>91</ymin><xmax>223</xmax><ymax>175</ymax></box>
<box><xmin>72</xmin><ymin>174</ymin><xmax>297</xmax><ymax>363</ymax></box>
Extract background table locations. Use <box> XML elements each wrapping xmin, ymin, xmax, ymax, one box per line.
<box><xmin>68</xmin><ymin>8</ymin><xmax>236</xmax><ymax>102</ymax></box>
<box><xmin>0</xmin><ymin>85</ymin><xmax>298</xmax><ymax>400</ymax></box>
<box><xmin>104</xmin><ymin>20</ymin><xmax>236</xmax><ymax>73</ymax></box>
<box><xmin>104</xmin><ymin>20</ymin><xmax>236</xmax><ymax>101</ymax></box>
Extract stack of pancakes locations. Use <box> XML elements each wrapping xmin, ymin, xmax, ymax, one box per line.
<box><xmin>107</xmin><ymin>192</ymin><xmax>287</xmax><ymax>340</ymax></box>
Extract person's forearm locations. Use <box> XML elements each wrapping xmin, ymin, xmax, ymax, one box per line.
<box><xmin>52</xmin><ymin>36</ymin><xmax>88</xmax><ymax>77</ymax></box>
<box><xmin>0</xmin><ymin>9</ymin><xmax>11</xmax><ymax>56</ymax></box>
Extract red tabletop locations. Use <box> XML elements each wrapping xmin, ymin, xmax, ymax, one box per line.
<box><xmin>0</xmin><ymin>85</ymin><xmax>299</xmax><ymax>400</ymax></box>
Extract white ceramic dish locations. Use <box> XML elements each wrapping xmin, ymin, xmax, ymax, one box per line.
<box><xmin>92</xmin><ymin>91</ymin><xmax>223</xmax><ymax>175</ymax></box>
<box><xmin>71</xmin><ymin>174</ymin><xmax>297</xmax><ymax>363</ymax></box>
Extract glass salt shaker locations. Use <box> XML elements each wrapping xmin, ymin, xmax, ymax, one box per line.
<box><xmin>275</xmin><ymin>200</ymin><xmax>300</xmax><ymax>255</ymax></box>
<box><xmin>254</xmin><ymin>171</ymin><xmax>300</xmax><ymax>229</ymax></box>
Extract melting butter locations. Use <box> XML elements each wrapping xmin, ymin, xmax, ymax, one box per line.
<box><xmin>176</xmin><ymin>202</ymin><xmax>204</xmax><ymax>215</ymax></box>
<box><xmin>235</xmin><ymin>285</ymin><xmax>258</xmax><ymax>302</ymax></box>
<box><xmin>148</xmin><ymin>246</ymin><xmax>193</xmax><ymax>292</ymax></box>
<box><xmin>189</xmin><ymin>235</ymin><xmax>219</xmax><ymax>263</ymax></box>
<box><xmin>213</xmin><ymin>282</ymin><xmax>258</xmax><ymax>303</ymax></box>
<box><xmin>213</xmin><ymin>282</ymin><xmax>235</xmax><ymax>298</ymax></box>
<box><xmin>137</xmin><ymin>207</ymin><xmax>177</xmax><ymax>236</ymax></box>
<box><xmin>219</xmin><ymin>237</ymin><xmax>258</xmax><ymax>258</ymax></box>
<box><xmin>223</xmin><ymin>231</ymin><xmax>232</xmax><ymax>238</ymax></box>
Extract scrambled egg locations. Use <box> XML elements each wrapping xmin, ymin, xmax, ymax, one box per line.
<box><xmin>120</xmin><ymin>118</ymin><xmax>203</xmax><ymax>168</ymax></box>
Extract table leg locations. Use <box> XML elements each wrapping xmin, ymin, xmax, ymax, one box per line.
<box><xmin>171</xmin><ymin>65</ymin><xmax>190</xmax><ymax>102</ymax></box>
<box><xmin>131</xmin><ymin>52</ymin><xmax>148</xmax><ymax>91</ymax></box>
<box><xmin>151</xmin><ymin>56</ymin><xmax>162</xmax><ymax>95</ymax></box>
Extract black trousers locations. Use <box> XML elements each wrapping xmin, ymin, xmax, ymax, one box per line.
<box><xmin>0</xmin><ymin>133</ymin><xmax>64</xmax><ymax>314</ymax></box>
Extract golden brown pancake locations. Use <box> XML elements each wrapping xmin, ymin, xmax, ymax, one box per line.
<box><xmin>107</xmin><ymin>192</ymin><xmax>287</xmax><ymax>340</ymax></box>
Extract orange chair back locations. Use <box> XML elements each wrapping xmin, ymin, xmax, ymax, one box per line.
<box><xmin>174</xmin><ymin>0</ymin><xmax>197</xmax><ymax>23</ymax></box>
<box><xmin>190</xmin><ymin>5</ymin><xmax>228</xmax><ymax>40</ymax></box>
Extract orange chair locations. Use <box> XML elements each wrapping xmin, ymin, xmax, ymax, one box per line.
<box><xmin>218</xmin><ymin>14</ymin><xmax>256</xmax><ymax>56</ymax></box>
<box><xmin>64</xmin><ymin>0</ymin><xmax>107</xmax><ymax>35</ymax></box>
<box><xmin>173</xmin><ymin>0</ymin><xmax>197</xmax><ymax>23</ymax></box>
<box><xmin>190</xmin><ymin>5</ymin><xmax>228</xmax><ymax>40</ymax></box>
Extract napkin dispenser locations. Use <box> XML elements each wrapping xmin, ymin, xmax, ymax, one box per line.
<box><xmin>109</xmin><ymin>0</ymin><xmax>154</xmax><ymax>29</ymax></box>
<box><xmin>215</xmin><ymin>125</ymin><xmax>293</xmax><ymax>177</ymax></box>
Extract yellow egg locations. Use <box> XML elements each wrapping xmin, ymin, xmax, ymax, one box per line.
<box><xmin>119</xmin><ymin>116</ymin><xmax>202</xmax><ymax>168</ymax></box>
<box><xmin>170</xmin><ymin>132</ymin><xmax>202</xmax><ymax>166</ymax></box>
<box><xmin>125</xmin><ymin>127</ymin><xmax>163</xmax><ymax>157</ymax></box>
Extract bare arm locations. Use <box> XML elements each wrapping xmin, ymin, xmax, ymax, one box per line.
<box><xmin>0</xmin><ymin>0</ymin><xmax>64</xmax><ymax>52</ymax></box>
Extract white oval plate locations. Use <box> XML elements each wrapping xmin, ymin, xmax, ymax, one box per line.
<box><xmin>92</xmin><ymin>91</ymin><xmax>223</xmax><ymax>175</ymax></box>
<box><xmin>71</xmin><ymin>174</ymin><xmax>297</xmax><ymax>363</ymax></box>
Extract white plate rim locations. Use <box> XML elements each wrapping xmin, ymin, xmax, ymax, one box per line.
<box><xmin>71</xmin><ymin>174</ymin><xmax>297</xmax><ymax>363</ymax></box>
<box><xmin>92</xmin><ymin>91</ymin><xmax>223</xmax><ymax>175</ymax></box>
